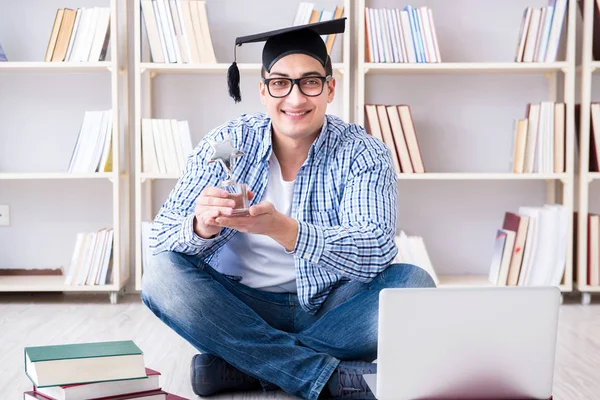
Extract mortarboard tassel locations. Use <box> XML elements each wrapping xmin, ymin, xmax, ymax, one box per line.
<box><xmin>227</xmin><ymin>44</ymin><xmax>241</xmax><ymax>103</ymax></box>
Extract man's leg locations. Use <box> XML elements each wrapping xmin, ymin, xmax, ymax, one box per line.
<box><xmin>295</xmin><ymin>263</ymin><xmax>436</xmax><ymax>362</ymax></box>
<box><xmin>141</xmin><ymin>251</ymin><xmax>339</xmax><ymax>400</ymax></box>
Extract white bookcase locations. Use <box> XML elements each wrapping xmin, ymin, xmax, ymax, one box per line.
<box><xmin>133</xmin><ymin>0</ymin><xmax>352</xmax><ymax>291</ymax></box>
<box><xmin>577</xmin><ymin>0</ymin><xmax>600</xmax><ymax>305</ymax></box>
<box><xmin>0</xmin><ymin>0</ymin><xmax>130</xmax><ymax>304</ymax></box>
<box><xmin>356</xmin><ymin>0</ymin><xmax>576</xmax><ymax>292</ymax></box>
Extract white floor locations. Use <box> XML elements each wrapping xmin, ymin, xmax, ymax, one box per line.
<box><xmin>1</xmin><ymin>292</ymin><xmax>600</xmax><ymax>399</ymax></box>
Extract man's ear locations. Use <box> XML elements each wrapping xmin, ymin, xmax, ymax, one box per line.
<box><xmin>327</xmin><ymin>77</ymin><xmax>336</xmax><ymax>104</ymax></box>
<box><xmin>259</xmin><ymin>80</ymin><xmax>267</xmax><ymax>106</ymax></box>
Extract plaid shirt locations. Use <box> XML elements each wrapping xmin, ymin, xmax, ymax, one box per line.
<box><xmin>150</xmin><ymin>112</ymin><xmax>398</xmax><ymax>314</ymax></box>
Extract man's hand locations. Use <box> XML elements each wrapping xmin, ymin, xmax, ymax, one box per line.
<box><xmin>193</xmin><ymin>187</ymin><xmax>255</xmax><ymax>239</ymax></box>
<box><xmin>214</xmin><ymin>201</ymin><xmax>299</xmax><ymax>252</ymax></box>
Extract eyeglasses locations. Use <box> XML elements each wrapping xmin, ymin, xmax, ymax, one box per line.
<box><xmin>263</xmin><ymin>75</ymin><xmax>332</xmax><ymax>98</ymax></box>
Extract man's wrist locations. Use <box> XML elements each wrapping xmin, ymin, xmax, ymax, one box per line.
<box><xmin>270</xmin><ymin>212</ymin><xmax>299</xmax><ymax>252</ymax></box>
<box><xmin>193</xmin><ymin>216</ymin><xmax>218</xmax><ymax>239</ymax></box>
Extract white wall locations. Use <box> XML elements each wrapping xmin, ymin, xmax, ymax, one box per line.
<box><xmin>0</xmin><ymin>0</ymin><xmax>582</xmax><ymax>283</ymax></box>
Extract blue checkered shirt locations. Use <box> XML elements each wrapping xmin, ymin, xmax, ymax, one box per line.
<box><xmin>150</xmin><ymin>112</ymin><xmax>398</xmax><ymax>314</ymax></box>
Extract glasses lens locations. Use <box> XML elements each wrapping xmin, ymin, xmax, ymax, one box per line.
<box><xmin>299</xmin><ymin>77</ymin><xmax>324</xmax><ymax>96</ymax></box>
<box><xmin>268</xmin><ymin>79</ymin><xmax>292</xmax><ymax>97</ymax></box>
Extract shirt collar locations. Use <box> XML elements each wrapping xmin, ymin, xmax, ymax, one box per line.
<box><xmin>259</xmin><ymin>115</ymin><xmax>330</xmax><ymax>167</ymax></box>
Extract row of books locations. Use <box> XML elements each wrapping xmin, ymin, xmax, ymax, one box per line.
<box><xmin>45</xmin><ymin>7</ymin><xmax>111</xmax><ymax>63</ymax></box>
<box><xmin>68</xmin><ymin>110</ymin><xmax>113</xmax><ymax>173</ymax></box>
<box><xmin>64</xmin><ymin>229</ymin><xmax>114</xmax><ymax>286</ymax></box>
<box><xmin>24</xmin><ymin>340</ymin><xmax>187</xmax><ymax>399</ymax></box>
<box><xmin>364</xmin><ymin>104</ymin><xmax>425</xmax><ymax>174</ymax></box>
<box><xmin>142</xmin><ymin>118</ymin><xmax>194</xmax><ymax>174</ymax></box>
<box><xmin>393</xmin><ymin>231</ymin><xmax>439</xmax><ymax>286</ymax></box>
<box><xmin>511</xmin><ymin>102</ymin><xmax>565</xmax><ymax>174</ymax></box>
<box><xmin>575</xmin><ymin>103</ymin><xmax>600</xmax><ymax>172</ymax></box>
<box><xmin>488</xmin><ymin>205</ymin><xmax>567</xmax><ymax>287</ymax></box>
<box><xmin>514</xmin><ymin>0</ymin><xmax>567</xmax><ymax>63</ymax></box>
<box><xmin>584</xmin><ymin>213</ymin><xmax>600</xmax><ymax>286</ymax></box>
<box><xmin>365</xmin><ymin>6</ymin><xmax>441</xmax><ymax>63</ymax></box>
<box><xmin>141</xmin><ymin>0</ymin><xmax>216</xmax><ymax>64</ymax></box>
<box><xmin>292</xmin><ymin>2</ymin><xmax>344</xmax><ymax>54</ymax></box>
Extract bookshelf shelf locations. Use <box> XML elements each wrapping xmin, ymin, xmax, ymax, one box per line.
<box><xmin>140</xmin><ymin>62</ymin><xmax>345</xmax><ymax>75</ymax></box>
<box><xmin>357</xmin><ymin>0</ymin><xmax>576</xmax><ymax>293</ymax></box>
<box><xmin>0</xmin><ymin>172</ymin><xmax>116</xmax><ymax>180</ymax></box>
<box><xmin>0</xmin><ymin>275</ymin><xmax>122</xmax><ymax>292</ymax></box>
<box><xmin>588</xmin><ymin>172</ymin><xmax>600</xmax><ymax>182</ymax></box>
<box><xmin>395</xmin><ymin>173</ymin><xmax>569</xmax><ymax>181</ymax></box>
<box><xmin>0</xmin><ymin>0</ymin><xmax>130</xmax><ymax>304</ymax></box>
<box><xmin>0</xmin><ymin>62</ymin><xmax>113</xmax><ymax>73</ymax></box>
<box><xmin>363</xmin><ymin>62</ymin><xmax>569</xmax><ymax>75</ymax></box>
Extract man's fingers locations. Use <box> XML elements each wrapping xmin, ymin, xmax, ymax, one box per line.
<box><xmin>198</xmin><ymin>196</ymin><xmax>237</xmax><ymax>208</ymax></box>
<box><xmin>201</xmin><ymin>187</ymin><xmax>231</xmax><ymax>198</ymax></box>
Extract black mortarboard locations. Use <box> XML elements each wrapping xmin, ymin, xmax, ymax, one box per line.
<box><xmin>227</xmin><ymin>18</ymin><xmax>347</xmax><ymax>103</ymax></box>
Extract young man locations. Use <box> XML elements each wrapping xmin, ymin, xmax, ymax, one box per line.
<box><xmin>142</xmin><ymin>19</ymin><xmax>435</xmax><ymax>400</ymax></box>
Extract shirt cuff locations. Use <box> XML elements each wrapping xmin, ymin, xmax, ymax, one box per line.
<box><xmin>292</xmin><ymin>220</ymin><xmax>326</xmax><ymax>265</ymax></box>
<box><xmin>183</xmin><ymin>214</ymin><xmax>219</xmax><ymax>247</ymax></box>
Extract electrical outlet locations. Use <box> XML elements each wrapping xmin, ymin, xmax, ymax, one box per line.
<box><xmin>0</xmin><ymin>205</ymin><xmax>9</xmax><ymax>226</ymax></box>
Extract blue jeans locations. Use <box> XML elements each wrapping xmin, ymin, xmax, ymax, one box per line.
<box><xmin>141</xmin><ymin>251</ymin><xmax>436</xmax><ymax>400</ymax></box>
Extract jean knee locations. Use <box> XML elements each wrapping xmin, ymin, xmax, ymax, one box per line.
<box><xmin>141</xmin><ymin>251</ymin><xmax>188</xmax><ymax>308</ymax></box>
<box><xmin>384</xmin><ymin>263</ymin><xmax>437</xmax><ymax>288</ymax></box>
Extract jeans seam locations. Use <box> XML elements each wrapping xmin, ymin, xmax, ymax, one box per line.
<box><xmin>208</xmin><ymin>268</ymin><xmax>289</xmax><ymax>306</ymax></box>
<box><xmin>308</xmin><ymin>356</ymin><xmax>341</xmax><ymax>400</ymax></box>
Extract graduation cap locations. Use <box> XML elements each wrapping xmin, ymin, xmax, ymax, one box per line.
<box><xmin>227</xmin><ymin>17</ymin><xmax>347</xmax><ymax>103</ymax></box>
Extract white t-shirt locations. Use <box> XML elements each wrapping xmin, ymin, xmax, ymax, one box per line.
<box><xmin>216</xmin><ymin>152</ymin><xmax>297</xmax><ymax>293</ymax></box>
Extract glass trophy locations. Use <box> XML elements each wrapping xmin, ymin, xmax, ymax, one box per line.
<box><xmin>206</xmin><ymin>134</ymin><xmax>250</xmax><ymax>217</ymax></box>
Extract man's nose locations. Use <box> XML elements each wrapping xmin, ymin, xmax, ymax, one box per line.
<box><xmin>286</xmin><ymin>83</ymin><xmax>308</xmax><ymax>104</ymax></box>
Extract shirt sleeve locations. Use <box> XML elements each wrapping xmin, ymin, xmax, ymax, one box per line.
<box><xmin>292</xmin><ymin>139</ymin><xmax>399</xmax><ymax>281</ymax></box>
<box><xmin>150</xmin><ymin>131</ymin><xmax>228</xmax><ymax>257</ymax></box>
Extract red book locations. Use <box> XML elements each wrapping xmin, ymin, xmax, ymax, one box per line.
<box><xmin>25</xmin><ymin>389</ymin><xmax>173</xmax><ymax>400</ymax></box>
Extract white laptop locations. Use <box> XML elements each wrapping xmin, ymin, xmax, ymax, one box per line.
<box><xmin>364</xmin><ymin>286</ymin><xmax>561</xmax><ymax>399</ymax></box>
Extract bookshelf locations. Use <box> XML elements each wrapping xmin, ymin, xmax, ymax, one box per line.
<box><xmin>356</xmin><ymin>0</ymin><xmax>576</xmax><ymax>293</ymax></box>
<box><xmin>577</xmin><ymin>0</ymin><xmax>600</xmax><ymax>305</ymax></box>
<box><xmin>132</xmin><ymin>0</ymin><xmax>352</xmax><ymax>291</ymax></box>
<box><xmin>0</xmin><ymin>0</ymin><xmax>130</xmax><ymax>304</ymax></box>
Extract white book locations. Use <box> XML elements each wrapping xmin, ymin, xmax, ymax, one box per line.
<box><xmin>69</xmin><ymin>7</ymin><xmax>91</xmax><ymax>62</ymax></box>
<box><xmin>75</xmin><ymin>232</ymin><xmax>97</xmax><ymax>285</ymax></box>
<box><xmin>141</xmin><ymin>118</ymin><xmax>159</xmax><ymax>173</ymax></box>
<box><xmin>156</xmin><ymin>0</ymin><xmax>177</xmax><ymax>62</ymax></box>
<box><xmin>71</xmin><ymin>111</ymin><xmax>104</xmax><ymax>173</ymax></box>
<box><xmin>97</xmin><ymin>110</ymin><xmax>113</xmax><ymax>172</ymax></box>
<box><xmin>65</xmin><ymin>9</ymin><xmax>82</xmax><ymax>61</ymax></box>
<box><xmin>162</xmin><ymin>0</ymin><xmax>182</xmax><ymax>62</ymax></box>
<box><xmin>80</xmin><ymin>7</ymin><xmax>100</xmax><ymax>62</ymax></box>
<box><xmin>141</xmin><ymin>0</ymin><xmax>165</xmax><ymax>62</ymax></box>
<box><xmin>170</xmin><ymin>119</ymin><xmax>186</xmax><ymax>171</ymax></box>
<box><xmin>86</xmin><ymin>229</ymin><xmax>107</xmax><ymax>285</ymax></box>
<box><xmin>177</xmin><ymin>0</ymin><xmax>200</xmax><ymax>64</ymax></box>
<box><xmin>517</xmin><ymin>207</ymin><xmax>541</xmax><ymax>286</ymax></box>
<box><xmin>151</xmin><ymin>119</ymin><xmax>167</xmax><ymax>173</ymax></box>
<box><xmin>88</xmin><ymin>7</ymin><xmax>111</xmax><ymax>62</ymax></box>
<box><xmin>515</xmin><ymin>8</ymin><xmax>532</xmax><ymax>62</ymax></box>
<box><xmin>64</xmin><ymin>232</ymin><xmax>86</xmax><ymax>285</ymax></box>
<box><xmin>88</xmin><ymin>110</ymin><xmax>109</xmax><ymax>172</ymax></box>
<box><xmin>400</xmin><ymin>10</ymin><xmax>416</xmax><ymax>63</ymax></box>
<box><xmin>68</xmin><ymin>111</ymin><xmax>91</xmax><ymax>172</ymax></box>
<box><xmin>188</xmin><ymin>0</ymin><xmax>207</xmax><ymax>63</ymax></box>
<box><xmin>390</xmin><ymin>9</ymin><xmax>405</xmax><ymax>63</ymax></box>
<box><xmin>419</xmin><ymin>7</ymin><xmax>437</xmax><ymax>63</ymax></box>
<box><xmin>544</xmin><ymin>0</ymin><xmax>567</xmax><ymax>62</ymax></box>
<box><xmin>522</xmin><ymin>8</ymin><xmax>541</xmax><ymax>63</ymax></box>
<box><xmin>374</xmin><ymin>9</ymin><xmax>387</xmax><ymax>62</ymax></box>
<box><xmin>151</xmin><ymin>0</ymin><xmax>170</xmax><ymax>62</ymax></box>
<box><xmin>427</xmin><ymin>8</ymin><xmax>442</xmax><ymax>62</ymax></box>
<box><xmin>161</xmin><ymin>119</ymin><xmax>181</xmax><ymax>173</ymax></box>
<box><xmin>366</xmin><ymin>8</ymin><xmax>378</xmax><ymax>63</ymax></box>
<box><xmin>173</xmin><ymin>0</ymin><xmax>192</xmax><ymax>63</ymax></box>
<box><xmin>178</xmin><ymin>120</ymin><xmax>194</xmax><ymax>161</ymax></box>
<box><xmin>97</xmin><ymin>229</ymin><xmax>114</xmax><ymax>285</ymax></box>
<box><xmin>536</xmin><ymin>5</ymin><xmax>554</xmax><ymax>62</ymax></box>
<box><xmin>196</xmin><ymin>1</ymin><xmax>217</xmax><ymax>63</ymax></box>
<box><xmin>384</xmin><ymin>9</ymin><xmax>398</xmax><ymax>63</ymax></box>
<box><xmin>524</xmin><ymin>103</ymin><xmax>540</xmax><ymax>173</ymax></box>
<box><xmin>545</xmin><ymin>204</ymin><xmax>567</xmax><ymax>286</ymax></box>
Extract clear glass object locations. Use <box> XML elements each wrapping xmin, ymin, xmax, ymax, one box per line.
<box><xmin>220</xmin><ymin>179</ymin><xmax>249</xmax><ymax>217</ymax></box>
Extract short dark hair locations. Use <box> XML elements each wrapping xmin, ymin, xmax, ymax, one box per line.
<box><xmin>261</xmin><ymin>55</ymin><xmax>333</xmax><ymax>79</ymax></box>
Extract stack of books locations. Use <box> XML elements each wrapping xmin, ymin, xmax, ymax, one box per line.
<box><xmin>64</xmin><ymin>229</ymin><xmax>114</xmax><ymax>286</ymax></box>
<box><xmin>24</xmin><ymin>340</ymin><xmax>188</xmax><ymax>399</ymax></box>
<box><xmin>68</xmin><ymin>110</ymin><xmax>113</xmax><ymax>173</ymax></box>
<box><xmin>510</xmin><ymin>102</ymin><xmax>565</xmax><ymax>174</ymax></box>
<box><xmin>141</xmin><ymin>118</ymin><xmax>194</xmax><ymax>174</ymax></box>
<box><xmin>291</xmin><ymin>2</ymin><xmax>344</xmax><ymax>54</ymax></box>
<box><xmin>364</xmin><ymin>5</ymin><xmax>441</xmax><ymax>63</ymax></box>
<box><xmin>514</xmin><ymin>0</ymin><xmax>567</xmax><ymax>62</ymax></box>
<box><xmin>141</xmin><ymin>0</ymin><xmax>216</xmax><ymax>64</ymax></box>
<box><xmin>45</xmin><ymin>7</ymin><xmax>111</xmax><ymax>62</ymax></box>
<box><xmin>488</xmin><ymin>205</ymin><xmax>567</xmax><ymax>288</ymax></box>
<box><xmin>364</xmin><ymin>104</ymin><xmax>425</xmax><ymax>175</ymax></box>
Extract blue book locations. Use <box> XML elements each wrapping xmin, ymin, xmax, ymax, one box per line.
<box><xmin>0</xmin><ymin>41</ymin><xmax>7</xmax><ymax>61</ymax></box>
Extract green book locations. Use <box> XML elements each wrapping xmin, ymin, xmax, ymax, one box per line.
<box><xmin>24</xmin><ymin>340</ymin><xmax>147</xmax><ymax>388</ymax></box>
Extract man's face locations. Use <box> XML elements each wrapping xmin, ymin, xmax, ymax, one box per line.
<box><xmin>259</xmin><ymin>53</ymin><xmax>336</xmax><ymax>141</ymax></box>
